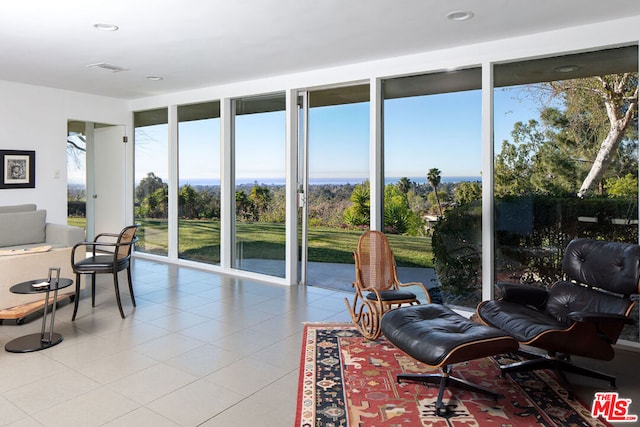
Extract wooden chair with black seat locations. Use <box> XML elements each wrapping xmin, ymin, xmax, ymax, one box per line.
<box><xmin>70</xmin><ymin>224</ymin><xmax>139</xmax><ymax>320</ymax></box>
<box><xmin>476</xmin><ymin>238</ymin><xmax>640</xmax><ymax>394</ymax></box>
<box><xmin>345</xmin><ymin>230</ymin><xmax>431</xmax><ymax>340</ymax></box>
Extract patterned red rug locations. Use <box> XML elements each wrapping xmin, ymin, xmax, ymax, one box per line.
<box><xmin>295</xmin><ymin>323</ymin><xmax>609</xmax><ymax>427</ymax></box>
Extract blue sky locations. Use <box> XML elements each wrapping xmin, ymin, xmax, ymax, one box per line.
<box><xmin>385</xmin><ymin>91</ymin><xmax>482</xmax><ymax>179</ymax></box>
<box><xmin>70</xmin><ymin>86</ymin><xmax>541</xmax><ymax>185</ymax></box>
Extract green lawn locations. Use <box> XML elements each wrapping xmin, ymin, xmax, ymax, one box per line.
<box><xmin>69</xmin><ymin>217</ymin><xmax>433</xmax><ymax>268</ymax></box>
<box><xmin>67</xmin><ymin>217</ymin><xmax>86</xmax><ymax>229</ymax></box>
<box><xmin>307</xmin><ymin>226</ymin><xmax>433</xmax><ymax>267</ymax></box>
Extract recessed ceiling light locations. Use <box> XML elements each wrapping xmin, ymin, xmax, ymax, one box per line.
<box><xmin>554</xmin><ymin>65</ymin><xmax>580</xmax><ymax>73</ymax></box>
<box><xmin>93</xmin><ymin>23</ymin><xmax>119</xmax><ymax>31</ymax></box>
<box><xmin>145</xmin><ymin>75</ymin><xmax>163</xmax><ymax>81</ymax></box>
<box><xmin>446</xmin><ymin>10</ymin><xmax>474</xmax><ymax>21</ymax></box>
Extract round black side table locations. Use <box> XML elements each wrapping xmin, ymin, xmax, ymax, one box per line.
<box><xmin>5</xmin><ymin>276</ymin><xmax>73</xmax><ymax>353</ymax></box>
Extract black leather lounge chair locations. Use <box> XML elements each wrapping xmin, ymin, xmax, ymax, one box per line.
<box><xmin>476</xmin><ymin>238</ymin><xmax>640</xmax><ymax>392</ymax></box>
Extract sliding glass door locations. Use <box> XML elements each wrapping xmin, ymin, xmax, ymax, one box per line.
<box><xmin>299</xmin><ymin>85</ymin><xmax>370</xmax><ymax>290</ymax></box>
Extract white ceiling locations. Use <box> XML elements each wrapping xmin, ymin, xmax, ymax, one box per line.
<box><xmin>1</xmin><ymin>0</ymin><xmax>639</xmax><ymax>99</ymax></box>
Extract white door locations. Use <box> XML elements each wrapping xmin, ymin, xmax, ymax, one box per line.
<box><xmin>92</xmin><ymin>125</ymin><xmax>127</xmax><ymax>237</ymax></box>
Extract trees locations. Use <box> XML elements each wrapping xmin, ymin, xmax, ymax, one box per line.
<box><xmin>136</xmin><ymin>172</ymin><xmax>166</xmax><ymax>205</ymax></box>
<box><xmin>176</xmin><ymin>185</ymin><xmax>221</xmax><ymax>219</ymax></box>
<box><xmin>139</xmin><ymin>187</ymin><xmax>168</xmax><ymax>218</ymax></box>
<box><xmin>427</xmin><ymin>168</ymin><xmax>443</xmax><ymax>217</ymax></box>
<box><xmin>135</xmin><ymin>172</ymin><xmax>168</xmax><ymax>218</ymax></box>
<box><xmin>606</xmin><ymin>174</ymin><xmax>639</xmax><ymax>198</ymax></box>
<box><xmin>235</xmin><ymin>190</ymin><xmax>255</xmax><ymax>220</ymax></box>
<box><xmin>383</xmin><ymin>184</ymin><xmax>423</xmax><ymax>235</ymax></box>
<box><xmin>427</xmin><ymin>190</ymin><xmax>449</xmax><ymax>211</ymax></box>
<box><xmin>67</xmin><ymin>133</ymin><xmax>86</xmax><ymax>170</ymax></box>
<box><xmin>528</xmin><ymin>108</ymin><xmax>583</xmax><ymax>195</ymax></box>
<box><xmin>344</xmin><ymin>181</ymin><xmax>424</xmax><ymax>234</ymax></box>
<box><xmin>455</xmin><ymin>181</ymin><xmax>481</xmax><ymax>205</ymax></box>
<box><xmin>396</xmin><ymin>177</ymin><xmax>412</xmax><ymax>194</ymax></box>
<box><xmin>307</xmin><ymin>184</ymin><xmax>355</xmax><ymax>227</ymax></box>
<box><xmin>249</xmin><ymin>184</ymin><xmax>273</xmax><ymax>215</ymax></box>
<box><xmin>343</xmin><ymin>181</ymin><xmax>370</xmax><ymax>226</ymax></box>
<box><xmin>494</xmin><ymin>113</ymin><xmax>584</xmax><ymax>196</ymax></box>
<box><xmin>495</xmin><ymin>73</ymin><xmax>638</xmax><ymax>199</ymax></box>
<box><xmin>547</xmin><ymin>75</ymin><xmax>639</xmax><ymax>197</ymax></box>
<box><xmin>234</xmin><ymin>184</ymin><xmax>283</xmax><ymax>223</ymax></box>
<box><xmin>178</xmin><ymin>185</ymin><xmax>200</xmax><ymax>218</ymax></box>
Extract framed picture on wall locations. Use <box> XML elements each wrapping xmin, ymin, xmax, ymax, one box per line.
<box><xmin>0</xmin><ymin>150</ymin><xmax>35</xmax><ymax>189</ymax></box>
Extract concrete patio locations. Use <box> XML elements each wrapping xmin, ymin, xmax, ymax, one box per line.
<box><xmin>237</xmin><ymin>259</ymin><xmax>440</xmax><ymax>293</ymax></box>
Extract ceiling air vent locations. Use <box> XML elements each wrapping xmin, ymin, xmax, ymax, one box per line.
<box><xmin>86</xmin><ymin>62</ymin><xmax>129</xmax><ymax>73</ymax></box>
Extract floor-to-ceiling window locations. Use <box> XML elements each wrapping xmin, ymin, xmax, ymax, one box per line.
<box><xmin>178</xmin><ymin>101</ymin><xmax>221</xmax><ymax>265</ymax></box>
<box><xmin>127</xmin><ymin>43</ymin><xmax>639</xmax><ymax>337</ymax></box>
<box><xmin>493</xmin><ymin>45</ymin><xmax>639</xmax><ymax>341</ymax></box>
<box><xmin>232</xmin><ymin>93</ymin><xmax>287</xmax><ymax>277</ymax></box>
<box><xmin>134</xmin><ymin>108</ymin><xmax>169</xmax><ymax>255</ymax></box>
<box><xmin>303</xmin><ymin>85</ymin><xmax>370</xmax><ymax>290</ymax></box>
<box><xmin>383</xmin><ymin>69</ymin><xmax>482</xmax><ymax>307</ymax></box>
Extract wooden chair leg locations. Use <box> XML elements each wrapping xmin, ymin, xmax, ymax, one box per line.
<box><xmin>113</xmin><ymin>272</ymin><xmax>126</xmax><ymax>319</ymax></box>
<box><xmin>344</xmin><ymin>295</ymin><xmax>382</xmax><ymax>340</ymax></box>
<box><xmin>91</xmin><ymin>273</ymin><xmax>96</xmax><ymax>307</ymax></box>
<box><xmin>72</xmin><ymin>273</ymin><xmax>81</xmax><ymax>321</ymax></box>
<box><xmin>127</xmin><ymin>266</ymin><xmax>136</xmax><ymax>307</ymax></box>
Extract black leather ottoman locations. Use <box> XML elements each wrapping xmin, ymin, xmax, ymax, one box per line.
<box><xmin>381</xmin><ymin>304</ymin><xmax>518</xmax><ymax>415</ymax></box>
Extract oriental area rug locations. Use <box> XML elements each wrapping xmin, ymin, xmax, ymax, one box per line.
<box><xmin>295</xmin><ymin>323</ymin><xmax>609</xmax><ymax>427</ymax></box>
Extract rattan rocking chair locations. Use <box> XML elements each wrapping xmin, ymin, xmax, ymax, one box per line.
<box><xmin>344</xmin><ymin>230</ymin><xmax>431</xmax><ymax>339</ymax></box>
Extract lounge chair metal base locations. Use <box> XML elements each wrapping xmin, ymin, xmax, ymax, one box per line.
<box><xmin>398</xmin><ymin>365</ymin><xmax>502</xmax><ymax>416</ymax></box>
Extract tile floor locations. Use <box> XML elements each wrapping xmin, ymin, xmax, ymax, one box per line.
<box><xmin>0</xmin><ymin>258</ymin><xmax>639</xmax><ymax>426</ymax></box>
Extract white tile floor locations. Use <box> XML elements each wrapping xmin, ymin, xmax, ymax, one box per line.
<box><xmin>0</xmin><ymin>259</ymin><xmax>351</xmax><ymax>426</ymax></box>
<box><xmin>1</xmin><ymin>258</ymin><xmax>639</xmax><ymax>426</ymax></box>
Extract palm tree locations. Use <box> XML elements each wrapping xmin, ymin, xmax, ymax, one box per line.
<box><xmin>397</xmin><ymin>177</ymin><xmax>411</xmax><ymax>194</ymax></box>
<box><xmin>344</xmin><ymin>181</ymin><xmax>370</xmax><ymax>226</ymax></box>
<box><xmin>427</xmin><ymin>168</ymin><xmax>443</xmax><ymax>217</ymax></box>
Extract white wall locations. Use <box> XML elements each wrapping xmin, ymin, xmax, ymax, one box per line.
<box><xmin>0</xmin><ymin>80</ymin><xmax>129</xmax><ymax>224</ymax></box>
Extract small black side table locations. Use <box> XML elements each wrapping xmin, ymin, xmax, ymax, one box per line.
<box><xmin>5</xmin><ymin>269</ymin><xmax>73</xmax><ymax>353</ymax></box>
